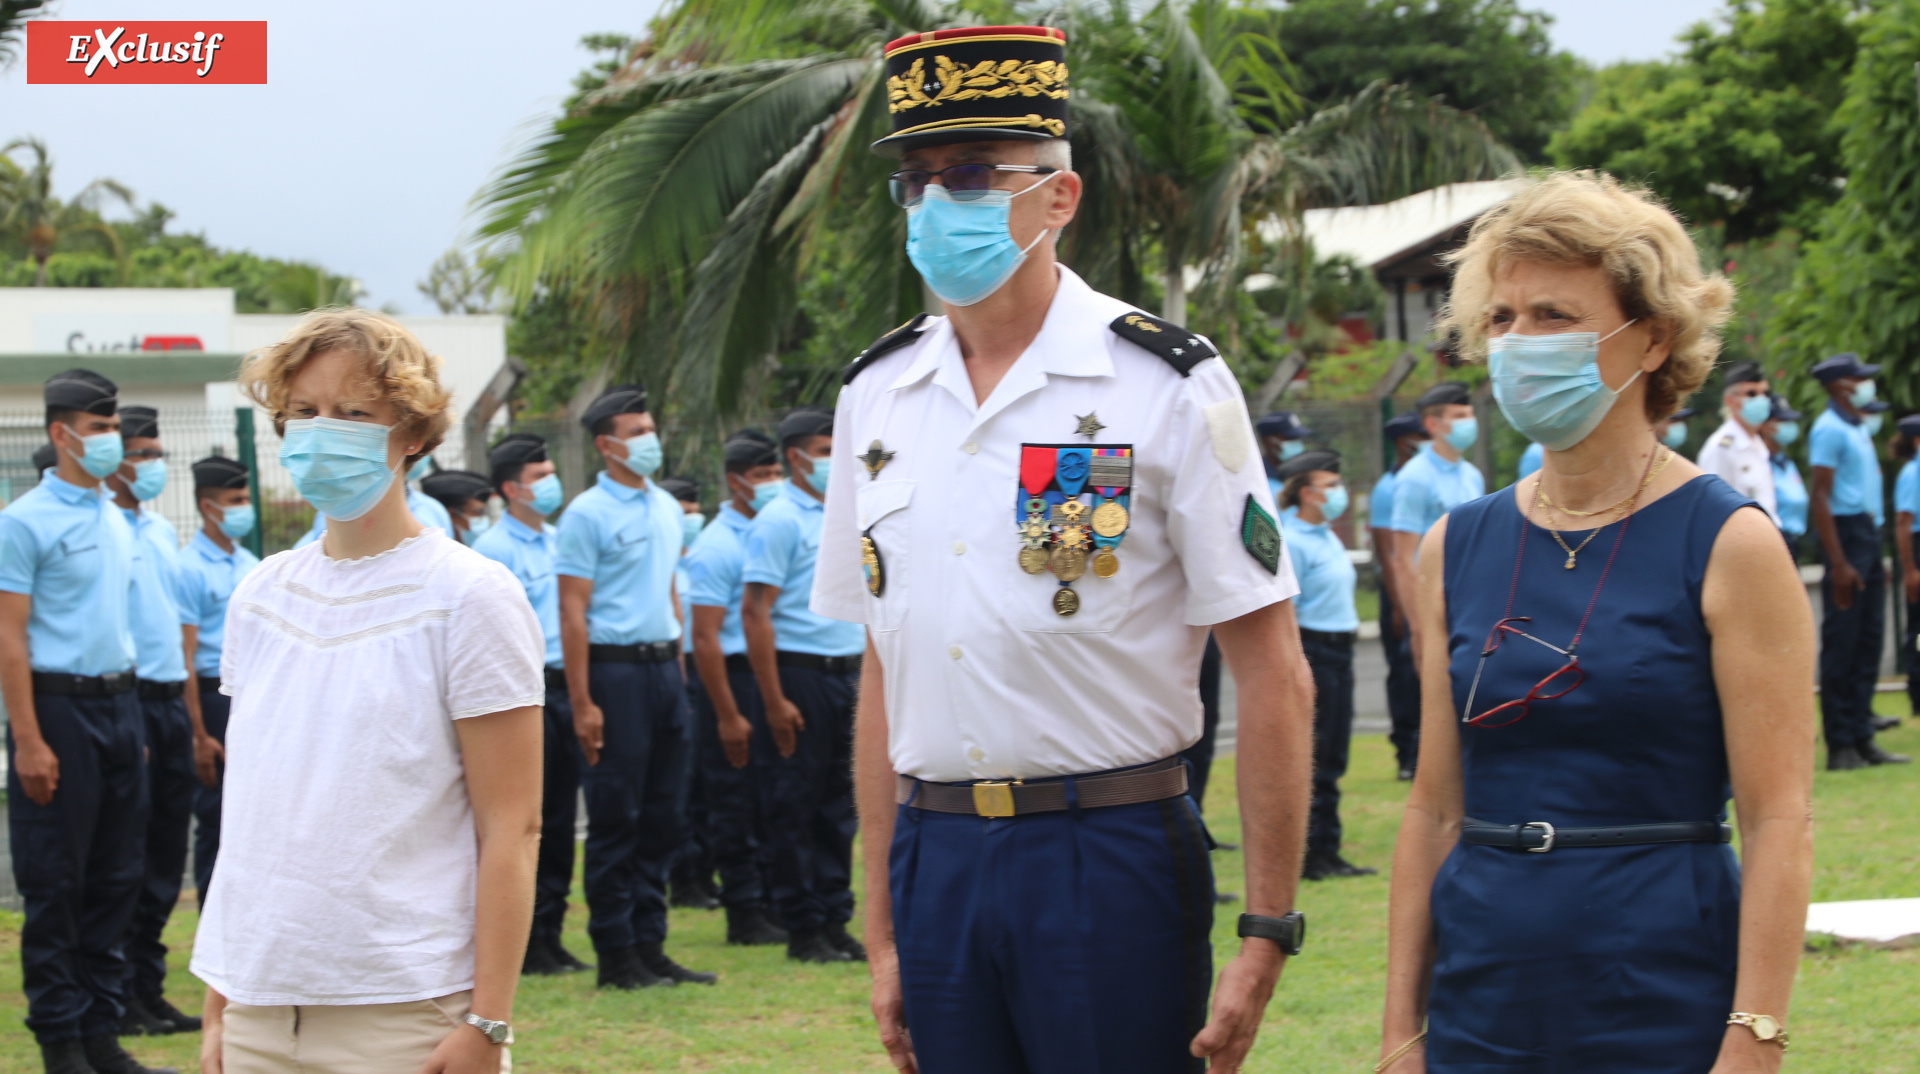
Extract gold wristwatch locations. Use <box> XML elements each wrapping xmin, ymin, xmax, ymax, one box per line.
<box><xmin>1727</xmin><ymin>1012</ymin><xmax>1789</xmax><ymax>1050</ymax></box>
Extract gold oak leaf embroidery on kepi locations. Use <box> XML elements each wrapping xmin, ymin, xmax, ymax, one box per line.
<box><xmin>888</xmin><ymin>56</ymin><xmax>1071</xmax><ymax>113</ymax></box>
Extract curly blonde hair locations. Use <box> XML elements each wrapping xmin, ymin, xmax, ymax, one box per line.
<box><xmin>1438</xmin><ymin>171</ymin><xmax>1734</xmax><ymax>422</ymax></box>
<box><xmin>239</xmin><ymin>308</ymin><xmax>452</xmax><ymax>463</ymax></box>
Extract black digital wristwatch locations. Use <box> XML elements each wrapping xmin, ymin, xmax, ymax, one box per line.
<box><xmin>1236</xmin><ymin>911</ymin><xmax>1306</xmax><ymax>955</ymax></box>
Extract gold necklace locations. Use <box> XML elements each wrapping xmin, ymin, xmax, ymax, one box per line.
<box><xmin>1537</xmin><ymin>448</ymin><xmax>1671</xmax><ymax>569</ymax></box>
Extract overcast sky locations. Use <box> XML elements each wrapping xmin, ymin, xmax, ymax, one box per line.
<box><xmin>3</xmin><ymin>0</ymin><xmax>1731</xmax><ymax>313</ymax></box>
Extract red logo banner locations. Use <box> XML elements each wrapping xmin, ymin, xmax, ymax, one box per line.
<box><xmin>26</xmin><ymin>22</ymin><xmax>267</xmax><ymax>84</ymax></box>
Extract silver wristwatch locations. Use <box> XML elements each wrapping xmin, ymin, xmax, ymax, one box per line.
<box><xmin>463</xmin><ymin>1011</ymin><xmax>513</xmax><ymax>1045</ymax></box>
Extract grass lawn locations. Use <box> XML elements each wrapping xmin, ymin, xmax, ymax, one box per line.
<box><xmin>0</xmin><ymin>704</ymin><xmax>1914</xmax><ymax>1072</ymax></box>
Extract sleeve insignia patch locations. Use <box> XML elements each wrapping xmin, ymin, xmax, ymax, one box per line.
<box><xmin>1241</xmin><ymin>494</ymin><xmax>1281</xmax><ymax>575</ymax></box>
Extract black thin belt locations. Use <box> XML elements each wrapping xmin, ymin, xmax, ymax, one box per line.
<box><xmin>724</xmin><ymin>653</ymin><xmax>752</xmax><ymax>676</ymax></box>
<box><xmin>899</xmin><ymin>758</ymin><xmax>1188</xmax><ymax>819</ymax></box>
<box><xmin>32</xmin><ymin>671</ymin><xmax>136</xmax><ymax>697</ymax></box>
<box><xmin>136</xmin><ymin>679</ymin><xmax>186</xmax><ymax>701</ymax></box>
<box><xmin>1461</xmin><ymin>817</ymin><xmax>1731</xmax><ymax>853</ymax></box>
<box><xmin>544</xmin><ymin>668</ymin><xmax>568</xmax><ymax>692</ymax></box>
<box><xmin>777</xmin><ymin>651</ymin><xmax>862</xmax><ymax>675</ymax></box>
<box><xmin>196</xmin><ymin>675</ymin><xmax>222</xmax><ymax>694</ymax></box>
<box><xmin>588</xmin><ymin>642</ymin><xmax>678</xmax><ymax>664</ymax></box>
<box><xmin>1299</xmin><ymin>628</ymin><xmax>1356</xmax><ymax>646</ymax></box>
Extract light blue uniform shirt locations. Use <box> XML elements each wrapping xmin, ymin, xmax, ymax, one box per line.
<box><xmin>1281</xmin><ymin>509</ymin><xmax>1359</xmax><ymax>633</ymax></box>
<box><xmin>1517</xmin><ymin>441</ymin><xmax>1544</xmax><ymax>481</ymax></box>
<box><xmin>1774</xmin><ymin>455</ymin><xmax>1810</xmax><ymax>538</ymax></box>
<box><xmin>0</xmin><ymin>473</ymin><xmax>137</xmax><ymax>677</ymax></box>
<box><xmin>742</xmin><ymin>481</ymin><xmax>863</xmax><ymax>657</ymax></box>
<box><xmin>472</xmin><ymin>513</ymin><xmax>562</xmax><ymax>668</ymax></box>
<box><xmin>1895</xmin><ymin>459</ymin><xmax>1920</xmax><ymax>532</ymax></box>
<box><xmin>683</xmin><ymin>503</ymin><xmax>754</xmax><ymax>657</ymax></box>
<box><xmin>1389</xmin><ymin>444</ymin><xmax>1486</xmax><ymax>537</ymax></box>
<box><xmin>1809</xmin><ymin>404</ymin><xmax>1883</xmax><ymax>524</ymax></box>
<box><xmin>1369</xmin><ymin>469</ymin><xmax>1398</xmax><ymax>530</ymax></box>
<box><xmin>296</xmin><ymin>485</ymin><xmax>453</xmax><ymax>548</ymax></box>
<box><xmin>125</xmin><ymin>507</ymin><xmax>188</xmax><ymax>683</ymax></box>
<box><xmin>176</xmin><ymin>530</ymin><xmax>260</xmax><ymax>676</ymax></box>
<box><xmin>554</xmin><ymin>470</ymin><xmax>683</xmax><ymax>645</ymax></box>
<box><xmin>678</xmin><ymin>563</ymin><xmax>693</xmax><ymax>654</ymax></box>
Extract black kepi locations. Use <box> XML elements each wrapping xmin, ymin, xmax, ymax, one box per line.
<box><xmin>873</xmin><ymin>25</ymin><xmax>1069</xmax><ymax>156</ymax></box>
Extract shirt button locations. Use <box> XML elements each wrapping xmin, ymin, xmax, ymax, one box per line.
<box><xmin>968</xmin><ymin>747</ymin><xmax>985</xmax><ymax>762</ymax></box>
<box><xmin>949</xmin><ymin>645</ymin><xmax>963</xmax><ymax>660</ymax></box>
<box><xmin>953</xmin><ymin>540</ymin><xmax>966</xmax><ymax>555</ymax></box>
<box><xmin>963</xmin><ymin>441</ymin><xmax>979</xmax><ymax>455</ymax></box>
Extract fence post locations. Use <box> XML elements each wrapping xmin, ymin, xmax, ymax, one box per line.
<box><xmin>235</xmin><ymin>407</ymin><xmax>265</xmax><ymax>559</ymax></box>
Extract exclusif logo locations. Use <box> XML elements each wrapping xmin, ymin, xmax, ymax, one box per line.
<box><xmin>25</xmin><ymin>21</ymin><xmax>267</xmax><ymax>84</ymax></box>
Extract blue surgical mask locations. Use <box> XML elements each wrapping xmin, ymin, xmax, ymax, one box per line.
<box><xmin>408</xmin><ymin>455</ymin><xmax>434</xmax><ymax>482</ymax></box>
<box><xmin>129</xmin><ymin>458</ymin><xmax>167</xmax><ymax>501</ymax></box>
<box><xmin>65</xmin><ymin>425</ymin><xmax>124</xmax><ymax>479</ymax></box>
<box><xmin>1488</xmin><ymin>321</ymin><xmax>1640</xmax><ymax>451</ymax></box>
<box><xmin>1738</xmin><ymin>394</ymin><xmax>1772</xmax><ymax>427</ymax></box>
<box><xmin>1853</xmin><ymin>380</ymin><xmax>1877</xmax><ymax>407</ymax></box>
<box><xmin>1661</xmin><ymin>423</ymin><xmax>1688</xmax><ymax>449</ymax></box>
<box><xmin>1279</xmin><ymin>440</ymin><xmax>1306</xmax><ymax>461</ymax></box>
<box><xmin>905</xmin><ymin>173</ymin><xmax>1058</xmax><ymax>306</ymax></box>
<box><xmin>218</xmin><ymin>503</ymin><xmax>256</xmax><ymax>540</ymax></box>
<box><xmin>1444</xmin><ymin>415</ymin><xmax>1479</xmax><ymax>452</ymax></box>
<box><xmin>1321</xmin><ymin>484</ymin><xmax>1349</xmax><ymax>521</ymax></box>
<box><xmin>1775</xmin><ymin>421</ymin><xmax>1800</xmax><ymax>446</ymax></box>
<box><xmin>619</xmin><ymin>432</ymin><xmax>662</xmax><ymax>477</ymax></box>
<box><xmin>527</xmin><ymin>473</ymin><xmax>563</xmax><ymax>516</ymax></box>
<box><xmin>681</xmin><ymin>512</ymin><xmax>705</xmax><ymax>548</ymax></box>
<box><xmin>280</xmin><ymin>416</ymin><xmax>399</xmax><ymax>522</ymax></box>
<box><xmin>1865</xmin><ymin>413</ymin><xmax>1884</xmax><ymax>436</ymax></box>
<box><xmin>463</xmin><ymin>514</ymin><xmax>491</xmax><ymax>544</ymax></box>
<box><xmin>803</xmin><ymin>456</ymin><xmax>831</xmax><ymax>496</ymax></box>
<box><xmin>748</xmin><ymin>478</ymin><xmax>783</xmax><ymax>513</ymax></box>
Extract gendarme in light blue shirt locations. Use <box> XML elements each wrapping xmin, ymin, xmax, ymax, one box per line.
<box><xmin>176</xmin><ymin>529</ymin><xmax>259</xmax><ymax>676</ymax></box>
<box><xmin>1389</xmin><ymin>443</ymin><xmax>1486</xmax><ymax>537</ymax></box>
<box><xmin>1281</xmin><ymin>508</ymin><xmax>1359</xmax><ymax>633</ymax></box>
<box><xmin>1895</xmin><ymin>459</ymin><xmax>1920</xmax><ymax>533</ymax></box>
<box><xmin>1517</xmin><ymin>441</ymin><xmax>1544</xmax><ymax>481</ymax></box>
<box><xmin>125</xmin><ymin>506</ymin><xmax>188</xmax><ymax>683</ymax></box>
<box><xmin>1369</xmin><ymin>469</ymin><xmax>1398</xmax><ymax>530</ymax></box>
<box><xmin>0</xmin><ymin>472</ymin><xmax>137</xmax><ymax>677</ymax></box>
<box><xmin>555</xmin><ymin>469</ymin><xmax>683</xmax><ymax>645</ymax></box>
<box><xmin>296</xmin><ymin>485</ymin><xmax>453</xmax><ymax>548</ymax></box>
<box><xmin>1809</xmin><ymin>403</ymin><xmax>1883</xmax><ymax>524</ymax></box>
<box><xmin>473</xmin><ymin>512</ymin><xmax>562</xmax><ymax>668</ymax></box>
<box><xmin>743</xmin><ymin>480</ymin><xmax>862</xmax><ymax>657</ymax></box>
<box><xmin>684</xmin><ymin>502</ymin><xmax>754</xmax><ymax>657</ymax></box>
<box><xmin>1773</xmin><ymin>455</ymin><xmax>1809</xmax><ymax>539</ymax></box>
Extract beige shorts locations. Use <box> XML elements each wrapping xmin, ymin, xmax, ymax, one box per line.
<box><xmin>222</xmin><ymin>989</ymin><xmax>512</xmax><ymax>1074</ymax></box>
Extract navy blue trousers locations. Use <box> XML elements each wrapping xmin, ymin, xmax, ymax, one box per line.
<box><xmin>1304</xmin><ymin>633</ymin><xmax>1356</xmax><ymax>857</ymax></box>
<box><xmin>1818</xmin><ymin>512</ymin><xmax>1884</xmax><ymax>750</ymax></box>
<box><xmin>191</xmin><ymin>683</ymin><xmax>229</xmax><ymax>905</ymax></box>
<box><xmin>127</xmin><ymin>694</ymin><xmax>194</xmax><ymax>1002</ymax></box>
<box><xmin>7</xmin><ymin>691</ymin><xmax>147</xmax><ymax>1044</ymax></box>
<box><xmin>581</xmin><ymin>660</ymin><xmax>690</xmax><ymax>951</ymax></box>
<box><xmin>1379</xmin><ymin>583</ymin><xmax>1421</xmax><ymax>769</ymax></box>
<box><xmin>761</xmin><ymin>665</ymin><xmax>856</xmax><ymax>933</ymax></box>
<box><xmin>1905</xmin><ymin>532</ymin><xmax>1920</xmax><ymax>716</ymax></box>
<box><xmin>891</xmin><ymin>794</ymin><xmax>1215</xmax><ymax>1074</ymax></box>
<box><xmin>685</xmin><ymin>665</ymin><xmax>772</xmax><ymax>911</ymax></box>
<box><xmin>533</xmin><ymin>680</ymin><xmax>579</xmax><ymax>942</ymax></box>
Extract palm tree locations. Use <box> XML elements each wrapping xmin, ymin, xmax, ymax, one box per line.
<box><xmin>0</xmin><ymin>0</ymin><xmax>54</xmax><ymax>68</ymax></box>
<box><xmin>0</xmin><ymin>137</ymin><xmax>136</xmax><ymax>286</ymax></box>
<box><xmin>478</xmin><ymin>0</ymin><xmax>1517</xmax><ymax>420</ymax></box>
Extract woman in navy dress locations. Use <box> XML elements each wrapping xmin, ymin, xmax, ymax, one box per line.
<box><xmin>1381</xmin><ymin>173</ymin><xmax>1815</xmax><ymax>1074</ymax></box>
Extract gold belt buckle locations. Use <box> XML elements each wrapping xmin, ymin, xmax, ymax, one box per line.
<box><xmin>972</xmin><ymin>780</ymin><xmax>1018</xmax><ymax>818</ymax></box>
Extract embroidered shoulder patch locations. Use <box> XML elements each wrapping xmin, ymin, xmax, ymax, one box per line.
<box><xmin>1241</xmin><ymin>494</ymin><xmax>1281</xmax><ymax>575</ymax></box>
<box><xmin>1109</xmin><ymin>312</ymin><xmax>1218</xmax><ymax>376</ymax></box>
<box><xmin>843</xmin><ymin>313</ymin><xmax>931</xmax><ymax>385</ymax></box>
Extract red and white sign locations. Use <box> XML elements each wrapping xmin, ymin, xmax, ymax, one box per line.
<box><xmin>25</xmin><ymin>21</ymin><xmax>266</xmax><ymax>84</ymax></box>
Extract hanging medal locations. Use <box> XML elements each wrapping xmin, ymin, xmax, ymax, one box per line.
<box><xmin>1087</xmin><ymin>448</ymin><xmax>1133</xmax><ymax>578</ymax></box>
<box><xmin>1015</xmin><ymin>441</ymin><xmax>1136</xmax><ymax>617</ymax></box>
<box><xmin>1052</xmin><ymin>447</ymin><xmax>1092</xmax><ymax>594</ymax></box>
<box><xmin>1018</xmin><ymin>446</ymin><xmax>1057</xmax><ymax>574</ymax></box>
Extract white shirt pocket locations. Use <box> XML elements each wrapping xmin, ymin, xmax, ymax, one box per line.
<box><xmin>856</xmin><ymin>480</ymin><xmax>915</xmax><ymax>631</ymax></box>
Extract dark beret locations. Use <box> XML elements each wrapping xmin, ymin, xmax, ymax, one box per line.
<box><xmin>420</xmin><ymin>470</ymin><xmax>494</xmax><ymax>508</ymax></box>
<box><xmin>1768</xmin><ymin>396</ymin><xmax>1801</xmax><ymax>423</ymax></box>
<box><xmin>31</xmin><ymin>443</ymin><xmax>56</xmax><ymax>472</ymax></box>
<box><xmin>777</xmin><ymin>407</ymin><xmax>834</xmax><ymax>443</ymax></box>
<box><xmin>657</xmin><ymin>477</ymin><xmax>700</xmax><ymax>503</ymax></box>
<box><xmin>724</xmin><ymin>435</ymin><xmax>780</xmax><ymax>469</ymax></box>
<box><xmin>118</xmin><ymin>405</ymin><xmax>159</xmax><ymax>440</ymax></box>
<box><xmin>192</xmin><ymin>455</ymin><xmax>250</xmax><ymax>490</ymax></box>
<box><xmin>1811</xmin><ymin>352</ymin><xmax>1880</xmax><ymax>383</ymax></box>
<box><xmin>1863</xmin><ymin>399</ymin><xmax>1891</xmax><ymax>414</ymax></box>
<box><xmin>730</xmin><ymin>426</ymin><xmax>775</xmax><ymax>446</ymax></box>
<box><xmin>44</xmin><ymin>368</ymin><xmax>118</xmax><ymax>415</ymax></box>
<box><xmin>1668</xmin><ymin>406</ymin><xmax>1695</xmax><ymax>422</ymax></box>
<box><xmin>1255</xmin><ymin>411</ymin><xmax>1312</xmax><ymax>440</ymax></box>
<box><xmin>579</xmin><ymin>384</ymin><xmax>649</xmax><ymax>431</ymax></box>
<box><xmin>488</xmin><ymin>432</ymin><xmax>549</xmax><ymax>468</ymax></box>
<box><xmin>1898</xmin><ymin>414</ymin><xmax>1920</xmax><ymax>439</ymax></box>
<box><xmin>1384</xmin><ymin>412</ymin><xmax>1427</xmax><ymax>441</ymax></box>
<box><xmin>1723</xmin><ymin>361</ymin><xmax>1764</xmax><ymax>386</ymax></box>
<box><xmin>1276</xmin><ymin>450</ymin><xmax>1341</xmax><ymax>481</ymax></box>
<box><xmin>1416</xmin><ymin>382</ymin><xmax>1472</xmax><ymax>410</ymax></box>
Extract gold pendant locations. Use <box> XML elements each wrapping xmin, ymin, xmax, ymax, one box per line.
<box><xmin>1050</xmin><ymin>545</ymin><xmax>1087</xmax><ymax>582</ymax></box>
<box><xmin>1091</xmin><ymin>500</ymin><xmax>1129</xmax><ymax>538</ymax></box>
<box><xmin>1019</xmin><ymin>546</ymin><xmax>1049</xmax><ymax>574</ymax></box>
<box><xmin>1052</xmin><ymin>587</ymin><xmax>1080</xmax><ymax>616</ymax></box>
<box><xmin>1564</xmin><ymin>555</ymin><xmax>1576</xmax><ymax>570</ymax></box>
<box><xmin>1092</xmin><ymin>547</ymin><xmax>1120</xmax><ymax>578</ymax></box>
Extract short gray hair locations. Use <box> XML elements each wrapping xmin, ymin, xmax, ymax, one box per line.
<box><xmin>1033</xmin><ymin>138</ymin><xmax>1071</xmax><ymax>172</ymax></box>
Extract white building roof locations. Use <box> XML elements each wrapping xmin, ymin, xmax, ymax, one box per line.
<box><xmin>1260</xmin><ymin>180</ymin><xmax>1526</xmax><ymax>271</ymax></box>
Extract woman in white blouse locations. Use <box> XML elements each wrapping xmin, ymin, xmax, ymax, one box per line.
<box><xmin>193</xmin><ymin>309</ymin><xmax>544</xmax><ymax>1074</ymax></box>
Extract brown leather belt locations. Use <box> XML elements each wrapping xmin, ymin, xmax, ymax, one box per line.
<box><xmin>897</xmin><ymin>757</ymin><xmax>1188</xmax><ymax>819</ymax></box>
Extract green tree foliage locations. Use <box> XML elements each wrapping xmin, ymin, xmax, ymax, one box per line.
<box><xmin>1549</xmin><ymin>0</ymin><xmax>1861</xmax><ymax>242</ymax></box>
<box><xmin>0</xmin><ymin>0</ymin><xmax>54</xmax><ymax>66</ymax></box>
<box><xmin>1274</xmin><ymin>0</ymin><xmax>1581</xmax><ymax>160</ymax></box>
<box><xmin>1770</xmin><ymin>0</ymin><xmax>1920</xmax><ymax>414</ymax></box>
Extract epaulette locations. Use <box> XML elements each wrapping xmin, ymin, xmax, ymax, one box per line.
<box><xmin>1109</xmin><ymin>312</ymin><xmax>1218</xmax><ymax>376</ymax></box>
<box><xmin>843</xmin><ymin>314</ymin><xmax>931</xmax><ymax>385</ymax></box>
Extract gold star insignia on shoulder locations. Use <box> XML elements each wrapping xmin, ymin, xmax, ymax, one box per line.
<box><xmin>1075</xmin><ymin>412</ymin><xmax>1106</xmax><ymax>438</ymax></box>
<box><xmin>859</xmin><ymin>439</ymin><xmax>895</xmax><ymax>480</ymax></box>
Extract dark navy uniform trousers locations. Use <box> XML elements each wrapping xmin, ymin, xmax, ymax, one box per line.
<box><xmin>1818</xmin><ymin>512</ymin><xmax>1884</xmax><ymax>750</ymax></box>
<box><xmin>191</xmin><ymin>681</ymin><xmax>229</xmax><ymax>905</ymax></box>
<box><xmin>581</xmin><ymin>659</ymin><xmax>690</xmax><ymax>952</ymax></box>
<box><xmin>127</xmin><ymin>693</ymin><xmax>194</xmax><ymax>1003</ymax></box>
<box><xmin>761</xmin><ymin>664</ymin><xmax>856</xmax><ymax>933</ymax></box>
<box><xmin>1378</xmin><ymin>583</ymin><xmax>1421</xmax><ymax>770</ymax></box>
<box><xmin>685</xmin><ymin>663</ymin><xmax>771</xmax><ymax>911</ymax></box>
<box><xmin>1905</xmin><ymin>532</ymin><xmax>1920</xmax><ymax>715</ymax></box>
<box><xmin>1303</xmin><ymin>631</ymin><xmax>1356</xmax><ymax>857</ymax></box>
<box><xmin>532</xmin><ymin>675</ymin><xmax>579</xmax><ymax>944</ymax></box>
<box><xmin>7</xmin><ymin>691</ymin><xmax>147</xmax><ymax>1044</ymax></box>
<box><xmin>892</xmin><ymin>792</ymin><xmax>1215</xmax><ymax>1074</ymax></box>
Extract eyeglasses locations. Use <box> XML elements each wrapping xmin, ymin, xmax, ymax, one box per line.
<box><xmin>1459</xmin><ymin>617</ymin><xmax>1586</xmax><ymax>728</ymax></box>
<box><xmin>887</xmin><ymin>164</ymin><xmax>1056</xmax><ymax>207</ymax></box>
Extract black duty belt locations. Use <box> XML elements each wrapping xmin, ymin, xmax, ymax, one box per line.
<box><xmin>32</xmin><ymin>670</ymin><xmax>137</xmax><ymax>697</ymax></box>
<box><xmin>777</xmin><ymin>651</ymin><xmax>862</xmax><ymax>675</ymax></box>
<box><xmin>136</xmin><ymin>679</ymin><xmax>186</xmax><ymax>701</ymax></box>
<box><xmin>1299</xmin><ymin>628</ymin><xmax>1357</xmax><ymax>646</ymax></box>
<box><xmin>1461</xmin><ymin>817</ymin><xmax>1731</xmax><ymax>853</ymax></box>
<box><xmin>196</xmin><ymin>675</ymin><xmax>222</xmax><ymax>694</ymax></box>
<box><xmin>899</xmin><ymin>757</ymin><xmax>1188</xmax><ymax>819</ymax></box>
<box><xmin>544</xmin><ymin>668</ymin><xmax>569</xmax><ymax>692</ymax></box>
<box><xmin>588</xmin><ymin>642</ymin><xmax>678</xmax><ymax>665</ymax></box>
<box><xmin>724</xmin><ymin>653</ymin><xmax>753</xmax><ymax>676</ymax></box>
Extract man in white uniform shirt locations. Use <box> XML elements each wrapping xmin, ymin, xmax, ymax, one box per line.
<box><xmin>1695</xmin><ymin>360</ymin><xmax>1778</xmax><ymax>522</ymax></box>
<box><xmin>810</xmin><ymin>24</ymin><xmax>1314</xmax><ymax>1074</ymax></box>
